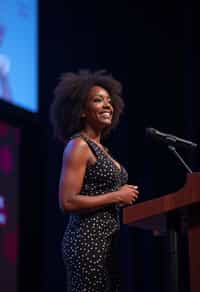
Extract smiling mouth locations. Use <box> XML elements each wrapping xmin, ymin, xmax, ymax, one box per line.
<box><xmin>100</xmin><ymin>111</ymin><xmax>112</xmax><ymax>119</ymax></box>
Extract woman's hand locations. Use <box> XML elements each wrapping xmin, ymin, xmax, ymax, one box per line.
<box><xmin>116</xmin><ymin>184</ymin><xmax>139</xmax><ymax>205</ymax></box>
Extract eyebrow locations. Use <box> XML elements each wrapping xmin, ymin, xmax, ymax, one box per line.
<box><xmin>94</xmin><ymin>93</ymin><xmax>111</xmax><ymax>99</ymax></box>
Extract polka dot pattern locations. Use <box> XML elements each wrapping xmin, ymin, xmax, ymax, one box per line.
<box><xmin>62</xmin><ymin>134</ymin><xmax>128</xmax><ymax>291</ymax></box>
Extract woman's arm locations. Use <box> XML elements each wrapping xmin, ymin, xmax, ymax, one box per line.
<box><xmin>59</xmin><ymin>138</ymin><xmax>120</xmax><ymax>212</ymax></box>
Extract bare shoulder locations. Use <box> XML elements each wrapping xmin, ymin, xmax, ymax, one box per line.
<box><xmin>63</xmin><ymin>137</ymin><xmax>90</xmax><ymax>165</ymax></box>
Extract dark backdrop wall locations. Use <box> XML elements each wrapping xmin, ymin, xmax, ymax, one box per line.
<box><xmin>38</xmin><ymin>1</ymin><xmax>199</xmax><ymax>292</ymax></box>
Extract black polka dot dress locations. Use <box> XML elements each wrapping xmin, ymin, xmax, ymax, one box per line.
<box><xmin>62</xmin><ymin>134</ymin><xmax>128</xmax><ymax>292</ymax></box>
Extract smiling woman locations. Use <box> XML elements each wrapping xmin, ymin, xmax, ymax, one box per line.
<box><xmin>50</xmin><ymin>70</ymin><xmax>124</xmax><ymax>141</ymax></box>
<box><xmin>50</xmin><ymin>69</ymin><xmax>139</xmax><ymax>292</ymax></box>
<box><xmin>82</xmin><ymin>85</ymin><xmax>114</xmax><ymax>130</ymax></box>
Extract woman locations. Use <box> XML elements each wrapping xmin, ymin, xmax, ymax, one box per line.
<box><xmin>50</xmin><ymin>70</ymin><xmax>139</xmax><ymax>292</ymax></box>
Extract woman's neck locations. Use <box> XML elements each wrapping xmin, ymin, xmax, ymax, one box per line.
<box><xmin>80</xmin><ymin>128</ymin><xmax>102</xmax><ymax>144</ymax></box>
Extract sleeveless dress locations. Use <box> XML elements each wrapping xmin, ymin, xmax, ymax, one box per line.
<box><xmin>62</xmin><ymin>134</ymin><xmax>128</xmax><ymax>292</ymax></box>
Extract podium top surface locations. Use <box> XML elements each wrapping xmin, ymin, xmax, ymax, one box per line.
<box><xmin>123</xmin><ymin>172</ymin><xmax>200</xmax><ymax>226</ymax></box>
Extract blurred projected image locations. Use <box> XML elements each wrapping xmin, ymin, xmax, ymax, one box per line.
<box><xmin>0</xmin><ymin>1</ymin><xmax>38</xmax><ymax>112</ymax></box>
<box><xmin>0</xmin><ymin>121</ymin><xmax>20</xmax><ymax>292</ymax></box>
<box><xmin>0</xmin><ymin>24</ymin><xmax>12</xmax><ymax>101</ymax></box>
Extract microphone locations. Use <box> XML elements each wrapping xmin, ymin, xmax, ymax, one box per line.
<box><xmin>145</xmin><ymin>127</ymin><xmax>197</xmax><ymax>149</ymax></box>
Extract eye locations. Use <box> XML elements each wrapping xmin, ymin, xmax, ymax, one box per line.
<box><xmin>93</xmin><ymin>96</ymin><xmax>102</xmax><ymax>102</ymax></box>
<box><xmin>92</xmin><ymin>95</ymin><xmax>113</xmax><ymax>104</ymax></box>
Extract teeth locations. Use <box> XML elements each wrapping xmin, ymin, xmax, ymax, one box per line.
<box><xmin>101</xmin><ymin>112</ymin><xmax>111</xmax><ymax>118</ymax></box>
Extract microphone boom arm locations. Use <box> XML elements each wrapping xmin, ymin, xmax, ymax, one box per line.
<box><xmin>168</xmin><ymin>145</ymin><xmax>193</xmax><ymax>174</ymax></box>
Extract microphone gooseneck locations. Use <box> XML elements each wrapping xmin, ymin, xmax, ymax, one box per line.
<box><xmin>145</xmin><ymin>127</ymin><xmax>197</xmax><ymax>149</ymax></box>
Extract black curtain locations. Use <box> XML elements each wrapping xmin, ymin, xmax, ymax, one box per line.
<box><xmin>37</xmin><ymin>1</ymin><xmax>199</xmax><ymax>292</ymax></box>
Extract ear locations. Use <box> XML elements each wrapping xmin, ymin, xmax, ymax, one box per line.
<box><xmin>81</xmin><ymin>112</ymin><xmax>86</xmax><ymax>118</ymax></box>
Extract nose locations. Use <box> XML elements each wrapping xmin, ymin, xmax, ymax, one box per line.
<box><xmin>103</xmin><ymin>99</ymin><xmax>112</xmax><ymax>109</ymax></box>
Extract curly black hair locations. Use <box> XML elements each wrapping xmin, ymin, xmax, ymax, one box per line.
<box><xmin>50</xmin><ymin>69</ymin><xmax>124</xmax><ymax>142</ymax></box>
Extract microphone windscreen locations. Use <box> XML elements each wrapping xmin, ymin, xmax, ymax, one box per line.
<box><xmin>145</xmin><ymin>127</ymin><xmax>156</xmax><ymax>136</ymax></box>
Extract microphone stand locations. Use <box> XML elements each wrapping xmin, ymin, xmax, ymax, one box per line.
<box><xmin>164</xmin><ymin>144</ymin><xmax>192</xmax><ymax>292</ymax></box>
<box><xmin>168</xmin><ymin>145</ymin><xmax>193</xmax><ymax>174</ymax></box>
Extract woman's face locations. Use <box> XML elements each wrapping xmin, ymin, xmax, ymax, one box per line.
<box><xmin>83</xmin><ymin>85</ymin><xmax>114</xmax><ymax>130</ymax></box>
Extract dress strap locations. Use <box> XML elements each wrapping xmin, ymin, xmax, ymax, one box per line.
<box><xmin>69</xmin><ymin>133</ymin><xmax>100</xmax><ymax>158</ymax></box>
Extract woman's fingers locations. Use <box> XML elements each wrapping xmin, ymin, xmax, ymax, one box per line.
<box><xmin>127</xmin><ymin>184</ymin><xmax>138</xmax><ymax>189</ymax></box>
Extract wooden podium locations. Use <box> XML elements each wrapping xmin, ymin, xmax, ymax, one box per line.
<box><xmin>123</xmin><ymin>172</ymin><xmax>200</xmax><ymax>292</ymax></box>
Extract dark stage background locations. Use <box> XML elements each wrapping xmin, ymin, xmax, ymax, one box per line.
<box><xmin>40</xmin><ymin>1</ymin><xmax>199</xmax><ymax>292</ymax></box>
<box><xmin>0</xmin><ymin>0</ymin><xmax>199</xmax><ymax>292</ymax></box>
